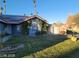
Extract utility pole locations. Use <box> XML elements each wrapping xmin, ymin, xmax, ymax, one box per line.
<box><xmin>3</xmin><ymin>0</ymin><xmax>6</xmax><ymax>14</ymax></box>
<box><xmin>33</xmin><ymin>0</ymin><xmax>37</xmax><ymax>15</ymax></box>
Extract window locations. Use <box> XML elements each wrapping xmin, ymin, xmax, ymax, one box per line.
<box><xmin>17</xmin><ymin>25</ymin><xmax>21</xmax><ymax>31</ymax></box>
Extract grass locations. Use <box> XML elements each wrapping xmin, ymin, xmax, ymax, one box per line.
<box><xmin>15</xmin><ymin>34</ymin><xmax>67</xmax><ymax>57</ymax></box>
<box><xmin>24</xmin><ymin>39</ymin><xmax>79</xmax><ymax>58</ymax></box>
<box><xmin>1</xmin><ymin>34</ymin><xmax>79</xmax><ymax>58</ymax></box>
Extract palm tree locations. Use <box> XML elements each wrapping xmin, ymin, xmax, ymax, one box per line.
<box><xmin>3</xmin><ymin>0</ymin><xmax>6</xmax><ymax>14</ymax></box>
<box><xmin>0</xmin><ymin>7</ymin><xmax>3</xmax><ymax>15</ymax></box>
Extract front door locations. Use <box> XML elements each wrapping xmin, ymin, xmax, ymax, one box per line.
<box><xmin>29</xmin><ymin>21</ymin><xmax>38</xmax><ymax>37</ymax></box>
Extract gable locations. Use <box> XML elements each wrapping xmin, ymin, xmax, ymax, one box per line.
<box><xmin>25</xmin><ymin>15</ymin><xmax>48</xmax><ymax>24</ymax></box>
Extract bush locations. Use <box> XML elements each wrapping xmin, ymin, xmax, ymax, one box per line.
<box><xmin>6</xmin><ymin>36</ymin><xmax>21</xmax><ymax>44</ymax></box>
<box><xmin>36</xmin><ymin>31</ymin><xmax>47</xmax><ymax>35</ymax></box>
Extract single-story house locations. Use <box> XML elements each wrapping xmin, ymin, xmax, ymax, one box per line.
<box><xmin>49</xmin><ymin>23</ymin><xmax>63</xmax><ymax>34</ymax></box>
<box><xmin>0</xmin><ymin>15</ymin><xmax>48</xmax><ymax>35</ymax></box>
<box><xmin>49</xmin><ymin>23</ymin><xmax>68</xmax><ymax>35</ymax></box>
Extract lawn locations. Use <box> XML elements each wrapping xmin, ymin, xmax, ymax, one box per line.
<box><xmin>22</xmin><ymin>35</ymin><xmax>79</xmax><ymax>58</ymax></box>
<box><xmin>8</xmin><ymin>34</ymin><xmax>67</xmax><ymax>57</ymax></box>
<box><xmin>1</xmin><ymin>34</ymin><xmax>79</xmax><ymax>58</ymax></box>
<box><xmin>24</xmin><ymin>39</ymin><xmax>79</xmax><ymax>58</ymax></box>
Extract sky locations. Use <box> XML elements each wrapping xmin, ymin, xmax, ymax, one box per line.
<box><xmin>0</xmin><ymin>0</ymin><xmax>79</xmax><ymax>24</ymax></box>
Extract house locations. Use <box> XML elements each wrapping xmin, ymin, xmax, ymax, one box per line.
<box><xmin>48</xmin><ymin>22</ymin><xmax>70</xmax><ymax>35</ymax></box>
<box><xmin>0</xmin><ymin>15</ymin><xmax>48</xmax><ymax>35</ymax></box>
<box><xmin>59</xmin><ymin>24</ymin><xmax>69</xmax><ymax>35</ymax></box>
<box><xmin>49</xmin><ymin>22</ymin><xmax>64</xmax><ymax>34</ymax></box>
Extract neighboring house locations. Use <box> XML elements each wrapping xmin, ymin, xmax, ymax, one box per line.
<box><xmin>49</xmin><ymin>23</ymin><xmax>64</xmax><ymax>34</ymax></box>
<box><xmin>60</xmin><ymin>24</ymin><xmax>69</xmax><ymax>35</ymax></box>
<box><xmin>49</xmin><ymin>22</ymin><xmax>70</xmax><ymax>35</ymax></box>
<box><xmin>0</xmin><ymin>15</ymin><xmax>48</xmax><ymax>35</ymax></box>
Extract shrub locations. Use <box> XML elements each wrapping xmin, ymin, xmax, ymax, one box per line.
<box><xmin>6</xmin><ymin>36</ymin><xmax>21</xmax><ymax>44</ymax></box>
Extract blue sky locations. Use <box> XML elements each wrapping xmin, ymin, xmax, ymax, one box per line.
<box><xmin>0</xmin><ymin>0</ymin><xmax>79</xmax><ymax>24</ymax></box>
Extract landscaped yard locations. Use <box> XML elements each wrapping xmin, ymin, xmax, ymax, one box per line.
<box><xmin>0</xmin><ymin>34</ymin><xmax>79</xmax><ymax>58</ymax></box>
